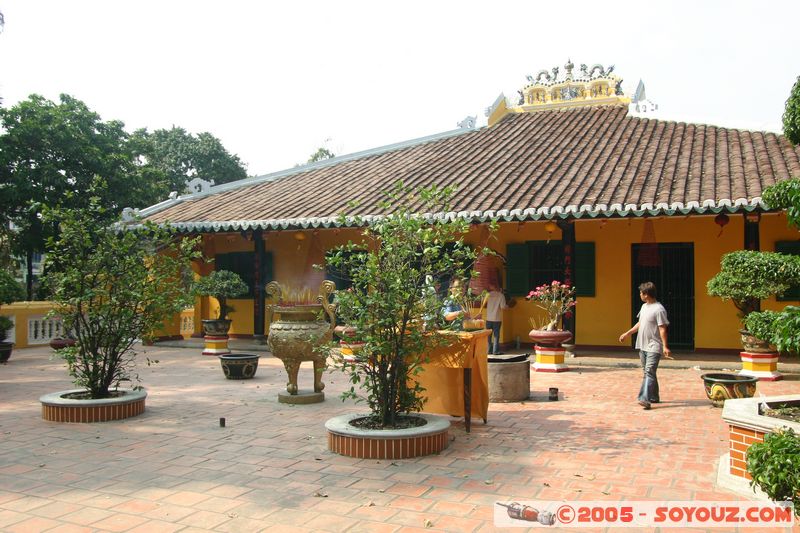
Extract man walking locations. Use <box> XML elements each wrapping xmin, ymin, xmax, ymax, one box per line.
<box><xmin>619</xmin><ymin>282</ymin><xmax>672</xmax><ymax>410</ymax></box>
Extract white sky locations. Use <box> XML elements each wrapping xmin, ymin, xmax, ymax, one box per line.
<box><xmin>1</xmin><ymin>1</ymin><xmax>799</xmax><ymax>179</ymax></box>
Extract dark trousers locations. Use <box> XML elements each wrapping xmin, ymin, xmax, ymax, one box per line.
<box><xmin>487</xmin><ymin>321</ymin><xmax>501</xmax><ymax>354</ymax></box>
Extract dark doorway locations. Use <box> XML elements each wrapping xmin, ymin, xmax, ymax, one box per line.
<box><xmin>631</xmin><ymin>243</ymin><xmax>694</xmax><ymax>349</ymax></box>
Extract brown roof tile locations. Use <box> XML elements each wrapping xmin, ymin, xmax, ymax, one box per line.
<box><xmin>142</xmin><ymin>106</ymin><xmax>800</xmax><ymax>227</ymax></box>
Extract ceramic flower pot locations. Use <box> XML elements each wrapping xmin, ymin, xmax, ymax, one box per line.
<box><xmin>202</xmin><ymin>319</ymin><xmax>232</xmax><ymax>336</ymax></box>
<box><xmin>219</xmin><ymin>353</ymin><xmax>260</xmax><ymax>379</ymax></box>
<box><xmin>739</xmin><ymin>330</ymin><xmax>775</xmax><ymax>354</ymax></box>
<box><xmin>528</xmin><ymin>329</ymin><xmax>572</xmax><ymax>346</ymax></box>
<box><xmin>529</xmin><ymin>329</ymin><xmax>572</xmax><ymax>373</ymax></box>
<box><xmin>701</xmin><ymin>373</ymin><xmax>758</xmax><ymax>407</ymax></box>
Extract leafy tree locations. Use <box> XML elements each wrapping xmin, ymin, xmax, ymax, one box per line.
<box><xmin>326</xmin><ymin>183</ymin><xmax>490</xmax><ymax>428</ymax></box>
<box><xmin>131</xmin><ymin>127</ymin><xmax>247</xmax><ymax>196</ymax></box>
<box><xmin>0</xmin><ymin>270</ymin><xmax>25</xmax><ymax>305</ymax></box>
<box><xmin>193</xmin><ymin>270</ymin><xmax>248</xmax><ymax>320</ymax></box>
<box><xmin>44</xmin><ymin>195</ymin><xmax>200</xmax><ymax>399</ymax></box>
<box><xmin>706</xmin><ymin>251</ymin><xmax>800</xmax><ymax>323</ymax></box>
<box><xmin>308</xmin><ymin>147</ymin><xmax>336</xmax><ymax>163</ymax></box>
<box><xmin>783</xmin><ymin>75</ymin><xmax>800</xmax><ymax>146</ymax></box>
<box><xmin>0</xmin><ymin>94</ymin><xmax>159</xmax><ymax>298</ymax></box>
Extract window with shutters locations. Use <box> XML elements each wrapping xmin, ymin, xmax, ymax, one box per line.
<box><xmin>776</xmin><ymin>241</ymin><xmax>800</xmax><ymax>301</ymax></box>
<box><xmin>506</xmin><ymin>241</ymin><xmax>595</xmax><ymax>297</ymax></box>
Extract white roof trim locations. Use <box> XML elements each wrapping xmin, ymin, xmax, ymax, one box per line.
<box><xmin>132</xmin><ymin>198</ymin><xmax>769</xmax><ymax>233</ymax></box>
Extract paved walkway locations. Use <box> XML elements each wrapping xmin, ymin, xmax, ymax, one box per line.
<box><xmin>1</xmin><ymin>345</ymin><xmax>798</xmax><ymax>532</ymax></box>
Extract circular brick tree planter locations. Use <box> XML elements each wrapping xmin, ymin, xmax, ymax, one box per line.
<box><xmin>326</xmin><ymin>413</ymin><xmax>450</xmax><ymax>459</ymax></box>
<box><xmin>40</xmin><ymin>389</ymin><xmax>147</xmax><ymax>423</ymax></box>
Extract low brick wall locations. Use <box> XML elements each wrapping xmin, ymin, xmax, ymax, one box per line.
<box><xmin>728</xmin><ymin>425</ymin><xmax>766</xmax><ymax>479</ymax></box>
<box><xmin>328</xmin><ymin>431</ymin><xmax>449</xmax><ymax>459</ymax></box>
<box><xmin>722</xmin><ymin>395</ymin><xmax>800</xmax><ymax>480</ymax></box>
<box><xmin>40</xmin><ymin>389</ymin><xmax>147</xmax><ymax>423</ymax></box>
<box><xmin>326</xmin><ymin>413</ymin><xmax>451</xmax><ymax>460</ymax></box>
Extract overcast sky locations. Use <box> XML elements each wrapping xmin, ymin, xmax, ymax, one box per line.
<box><xmin>1</xmin><ymin>1</ymin><xmax>798</xmax><ymax>180</ymax></box>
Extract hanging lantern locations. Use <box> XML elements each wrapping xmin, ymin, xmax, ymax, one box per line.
<box><xmin>544</xmin><ymin>220</ymin><xmax>558</xmax><ymax>243</ymax></box>
<box><xmin>714</xmin><ymin>213</ymin><xmax>729</xmax><ymax>237</ymax></box>
<box><xmin>293</xmin><ymin>231</ymin><xmax>306</xmax><ymax>241</ymax></box>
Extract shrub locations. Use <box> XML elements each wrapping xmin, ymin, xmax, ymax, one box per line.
<box><xmin>707</xmin><ymin>250</ymin><xmax>800</xmax><ymax>324</ymax></box>
<box><xmin>746</xmin><ymin>428</ymin><xmax>800</xmax><ymax>516</ymax></box>
<box><xmin>44</xmin><ymin>198</ymin><xmax>200</xmax><ymax>398</ymax></box>
<box><xmin>0</xmin><ymin>270</ymin><xmax>24</xmax><ymax>305</ymax></box>
<box><xmin>193</xmin><ymin>270</ymin><xmax>248</xmax><ymax>320</ymax></box>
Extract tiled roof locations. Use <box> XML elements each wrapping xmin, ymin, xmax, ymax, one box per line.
<box><xmin>140</xmin><ymin>105</ymin><xmax>800</xmax><ymax>231</ymax></box>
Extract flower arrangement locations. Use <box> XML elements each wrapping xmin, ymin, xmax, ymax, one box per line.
<box><xmin>526</xmin><ymin>280</ymin><xmax>576</xmax><ymax>331</ymax></box>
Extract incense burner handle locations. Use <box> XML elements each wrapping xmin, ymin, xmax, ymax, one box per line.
<box><xmin>319</xmin><ymin>280</ymin><xmax>336</xmax><ymax>330</ymax></box>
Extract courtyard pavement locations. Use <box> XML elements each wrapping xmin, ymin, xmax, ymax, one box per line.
<box><xmin>1</xmin><ymin>345</ymin><xmax>798</xmax><ymax>532</ymax></box>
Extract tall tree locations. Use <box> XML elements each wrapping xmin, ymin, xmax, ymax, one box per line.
<box><xmin>0</xmin><ymin>94</ymin><xmax>157</xmax><ymax>298</ymax></box>
<box><xmin>131</xmin><ymin>127</ymin><xmax>248</xmax><ymax>196</ymax></box>
<box><xmin>784</xmin><ymin>75</ymin><xmax>800</xmax><ymax>146</ymax></box>
<box><xmin>307</xmin><ymin>147</ymin><xmax>335</xmax><ymax>163</ymax></box>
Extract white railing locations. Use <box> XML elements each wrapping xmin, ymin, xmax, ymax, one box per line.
<box><xmin>27</xmin><ymin>315</ymin><xmax>64</xmax><ymax>345</ymax></box>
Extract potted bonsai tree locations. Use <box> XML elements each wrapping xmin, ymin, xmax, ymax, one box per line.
<box><xmin>707</xmin><ymin>250</ymin><xmax>800</xmax><ymax>351</ymax></box>
<box><xmin>0</xmin><ymin>269</ymin><xmax>25</xmax><ymax>363</ymax></box>
<box><xmin>193</xmin><ymin>269</ymin><xmax>248</xmax><ymax>336</ymax></box>
<box><xmin>324</xmin><ymin>183</ymin><xmax>488</xmax><ymax>458</ymax></box>
<box><xmin>40</xmin><ymin>193</ymin><xmax>200</xmax><ymax>421</ymax></box>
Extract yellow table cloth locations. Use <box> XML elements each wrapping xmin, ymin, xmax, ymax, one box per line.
<box><xmin>411</xmin><ymin>329</ymin><xmax>490</xmax><ymax>432</ymax></box>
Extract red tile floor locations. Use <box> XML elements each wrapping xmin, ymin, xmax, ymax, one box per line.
<box><xmin>1</xmin><ymin>345</ymin><xmax>797</xmax><ymax>532</ymax></box>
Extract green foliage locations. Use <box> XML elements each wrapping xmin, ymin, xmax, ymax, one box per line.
<box><xmin>44</xmin><ymin>195</ymin><xmax>200</xmax><ymax>399</ymax></box>
<box><xmin>0</xmin><ymin>316</ymin><xmax>12</xmax><ymax>341</ymax></box>
<box><xmin>747</xmin><ymin>428</ymin><xmax>800</xmax><ymax>516</ymax></box>
<box><xmin>0</xmin><ymin>94</ymin><xmax>161</xmax><ymax>298</ymax></box>
<box><xmin>326</xmin><ymin>183</ymin><xmax>492</xmax><ymax>428</ymax></box>
<box><xmin>743</xmin><ymin>310</ymin><xmax>781</xmax><ymax>343</ymax></box>
<box><xmin>706</xmin><ymin>250</ymin><xmax>800</xmax><ymax>322</ymax></box>
<box><xmin>131</xmin><ymin>127</ymin><xmax>248</xmax><ymax>197</ymax></box>
<box><xmin>783</xmin><ymin>75</ymin><xmax>800</xmax><ymax>146</ymax></box>
<box><xmin>307</xmin><ymin>147</ymin><xmax>335</xmax><ymax>163</ymax></box>
<box><xmin>763</xmin><ymin>178</ymin><xmax>800</xmax><ymax>229</ymax></box>
<box><xmin>0</xmin><ymin>270</ymin><xmax>24</xmax><ymax>305</ymax></box>
<box><xmin>193</xmin><ymin>270</ymin><xmax>248</xmax><ymax>320</ymax></box>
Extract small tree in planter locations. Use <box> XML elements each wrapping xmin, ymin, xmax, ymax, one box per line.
<box><xmin>326</xmin><ymin>183</ymin><xmax>488</xmax><ymax>429</ymax></box>
<box><xmin>44</xmin><ymin>198</ymin><xmax>200</xmax><ymax>399</ymax></box>
<box><xmin>706</xmin><ymin>250</ymin><xmax>800</xmax><ymax>337</ymax></box>
<box><xmin>0</xmin><ymin>270</ymin><xmax>25</xmax><ymax>362</ymax></box>
<box><xmin>193</xmin><ymin>269</ymin><xmax>248</xmax><ymax>334</ymax></box>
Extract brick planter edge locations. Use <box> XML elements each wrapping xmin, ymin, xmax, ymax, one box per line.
<box><xmin>40</xmin><ymin>388</ymin><xmax>147</xmax><ymax>423</ymax></box>
<box><xmin>326</xmin><ymin>413</ymin><xmax>450</xmax><ymax>459</ymax></box>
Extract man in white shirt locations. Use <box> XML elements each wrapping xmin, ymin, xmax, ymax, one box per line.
<box><xmin>485</xmin><ymin>282</ymin><xmax>509</xmax><ymax>355</ymax></box>
<box><xmin>618</xmin><ymin>281</ymin><xmax>673</xmax><ymax>410</ymax></box>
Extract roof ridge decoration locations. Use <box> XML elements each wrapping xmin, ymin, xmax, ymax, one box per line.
<box><xmin>133</xmin><ymin>123</ymin><xmax>479</xmax><ymax>220</ymax></box>
<box><xmin>487</xmin><ymin>59</ymin><xmax>631</xmax><ymax>126</ymax></box>
<box><xmin>135</xmin><ymin>197</ymin><xmax>767</xmax><ymax>234</ymax></box>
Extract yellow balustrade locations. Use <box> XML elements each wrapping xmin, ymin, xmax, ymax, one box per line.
<box><xmin>0</xmin><ymin>301</ymin><xmax>62</xmax><ymax>349</ymax></box>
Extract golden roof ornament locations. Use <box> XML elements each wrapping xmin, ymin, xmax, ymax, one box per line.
<box><xmin>487</xmin><ymin>60</ymin><xmax>631</xmax><ymax>126</ymax></box>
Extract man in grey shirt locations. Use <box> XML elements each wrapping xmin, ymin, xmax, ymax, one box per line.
<box><xmin>619</xmin><ymin>281</ymin><xmax>673</xmax><ymax>410</ymax></box>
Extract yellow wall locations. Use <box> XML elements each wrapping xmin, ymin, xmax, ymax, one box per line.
<box><xmin>0</xmin><ymin>301</ymin><xmax>59</xmax><ymax>349</ymax></box>
<box><xmin>197</xmin><ymin>213</ymin><xmax>800</xmax><ymax>350</ymax></box>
